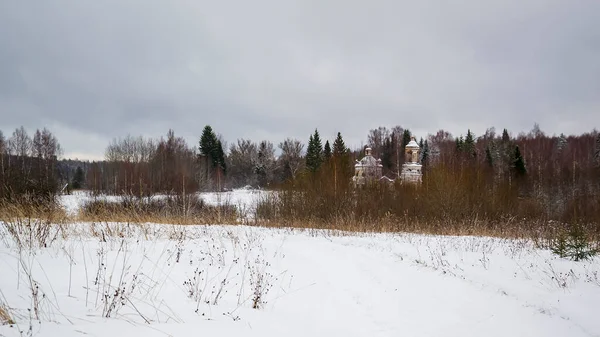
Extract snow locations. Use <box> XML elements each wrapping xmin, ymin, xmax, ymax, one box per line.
<box><xmin>199</xmin><ymin>188</ymin><xmax>267</xmax><ymax>216</ymax></box>
<box><xmin>58</xmin><ymin>188</ymin><xmax>267</xmax><ymax>217</ymax></box>
<box><xmin>1</xmin><ymin>190</ymin><xmax>599</xmax><ymax>336</ymax></box>
<box><xmin>59</xmin><ymin>191</ymin><xmax>123</xmax><ymax>216</ymax></box>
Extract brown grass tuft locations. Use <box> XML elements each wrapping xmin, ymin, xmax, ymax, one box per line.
<box><xmin>0</xmin><ymin>303</ymin><xmax>15</xmax><ymax>325</ymax></box>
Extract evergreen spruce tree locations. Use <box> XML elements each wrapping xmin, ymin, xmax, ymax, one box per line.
<box><xmin>306</xmin><ymin>129</ymin><xmax>323</xmax><ymax>173</ymax></box>
<box><xmin>464</xmin><ymin>129</ymin><xmax>476</xmax><ymax>158</ymax></box>
<box><xmin>199</xmin><ymin>125</ymin><xmax>217</xmax><ymax>160</ymax></box>
<box><xmin>255</xmin><ymin>141</ymin><xmax>267</xmax><ymax>187</ymax></box>
<box><xmin>499</xmin><ymin>129</ymin><xmax>513</xmax><ymax>179</ymax></box>
<box><xmin>71</xmin><ymin>166</ymin><xmax>85</xmax><ymax>189</ymax></box>
<box><xmin>485</xmin><ymin>146</ymin><xmax>494</xmax><ymax>168</ymax></box>
<box><xmin>215</xmin><ymin>140</ymin><xmax>226</xmax><ymax>173</ymax></box>
<box><xmin>199</xmin><ymin>126</ymin><xmax>216</xmax><ymax>187</ymax></box>
<box><xmin>557</xmin><ymin>133</ymin><xmax>568</xmax><ymax>152</ymax></box>
<box><xmin>502</xmin><ymin>129</ymin><xmax>510</xmax><ymax>143</ymax></box>
<box><xmin>381</xmin><ymin>136</ymin><xmax>395</xmax><ymax>173</ymax></box>
<box><xmin>332</xmin><ymin>132</ymin><xmax>348</xmax><ymax>156</ymax></box>
<box><xmin>199</xmin><ymin>125</ymin><xmax>226</xmax><ymax>189</ymax></box>
<box><xmin>455</xmin><ymin>136</ymin><xmax>465</xmax><ymax>154</ymax></box>
<box><xmin>331</xmin><ymin>132</ymin><xmax>351</xmax><ymax>194</ymax></box>
<box><xmin>513</xmin><ymin>145</ymin><xmax>527</xmax><ymax>177</ymax></box>
<box><xmin>401</xmin><ymin>129</ymin><xmax>411</xmax><ymax>149</ymax></box>
<box><xmin>306</xmin><ymin>134</ymin><xmax>314</xmax><ymax>172</ymax></box>
<box><xmin>421</xmin><ymin>140</ymin><xmax>430</xmax><ymax>166</ymax></box>
<box><xmin>594</xmin><ymin>133</ymin><xmax>600</xmax><ymax>168</ymax></box>
<box><xmin>323</xmin><ymin>140</ymin><xmax>332</xmax><ymax>161</ymax></box>
<box><xmin>313</xmin><ymin>130</ymin><xmax>323</xmax><ymax>156</ymax></box>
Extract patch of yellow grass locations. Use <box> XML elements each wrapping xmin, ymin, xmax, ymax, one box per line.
<box><xmin>0</xmin><ymin>304</ymin><xmax>15</xmax><ymax>325</ymax></box>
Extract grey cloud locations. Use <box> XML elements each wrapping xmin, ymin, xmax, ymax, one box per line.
<box><xmin>1</xmin><ymin>0</ymin><xmax>599</xmax><ymax>159</ymax></box>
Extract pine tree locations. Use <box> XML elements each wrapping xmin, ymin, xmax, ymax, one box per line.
<box><xmin>455</xmin><ymin>136</ymin><xmax>465</xmax><ymax>154</ymax></box>
<box><xmin>314</xmin><ymin>130</ymin><xmax>322</xmax><ymax>154</ymax></box>
<box><xmin>331</xmin><ymin>132</ymin><xmax>352</xmax><ymax>194</ymax></box>
<box><xmin>71</xmin><ymin>166</ymin><xmax>85</xmax><ymax>189</ymax></box>
<box><xmin>199</xmin><ymin>126</ymin><xmax>226</xmax><ymax>171</ymax></box>
<box><xmin>323</xmin><ymin>140</ymin><xmax>332</xmax><ymax>161</ymax></box>
<box><xmin>464</xmin><ymin>129</ymin><xmax>476</xmax><ymax>158</ymax></box>
<box><xmin>255</xmin><ymin>141</ymin><xmax>270</xmax><ymax>187</ymax></box>
<box><xmin>215</xmin><ymin>140</ymin><xmax>226</xmax><ymax>173</ymax></box>
<box><xmin>199</xmin><ymin>125</ymin><xmax>225</xmax><ymax>189</ymax></box>
<box><xmin>0</xmin><ymin>131</ymin><xmax>5</xmax><ymax>198</ymax></box>
<box><xmin>200</xmin><ymin>126</ymin><xmax>217</xmax><ymax>163</ymax></box>
<box><xmin>421</xmin><ymin>140</ymin><xmax>430</xmax><ymax>167</ymax></box>
<box><xmin>485</xmin><ymin>146</ymin><xmax>494</xmax><ymax>168</ymax></box>
<box><xmin>306</xmin><ymin>134</ymin><xmax>314</xmax><ymax>172</ymax></box>
<box><xmin>402</xmin><ymin>129</ymin><xmax>411</xmax><ymax>149</ymax></box>
<box><xmin>557</xmin><ymin>133</ymin><xmax>568</xmax><ymax>152</ymax></box>
<box><xmin>502</xmin><ymin>129</ymin><xmax>510</xmax><ymax>143</ymax></box>
<box><xmin>513</xmin><ymin>145</ymin><xmax>526</xmax><ymax>177</ymax></box>
<box><xmin>594</xmin><ymin>133</ymin><xmax>600</xmax><ymax>168</ymax></box>
<box><xmin>332</xmin><ymin>132</ymin><xmax>348</xmax><ymax>156</ymax></box>
<box><xmin>381</xmin><ymin>136</ymin><xmax>395</xmax><ymax>173</ymax></box>
<box><xmin>306</xmin><ymin>129</ymin><xmax>323</xmax><ymax>173</ymax></box>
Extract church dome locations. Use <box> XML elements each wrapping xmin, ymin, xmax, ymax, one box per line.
<box><xmin>357</xmin><ymin>155</ymin><xmax>379</xmax><ymax>167</ymax></box>
<box><xmin>406</xmin><ymin>137</ymin><xmax>419</xmax><ymax>150</ymax></box>
<box><xmin>355</xmin><ymin>147</ymin><xmax>382</xmax><ymax>167</ymax></box>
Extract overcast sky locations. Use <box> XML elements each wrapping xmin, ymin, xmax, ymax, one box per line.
<box><xmin>1</xmin><ymin>0</ymin><xmax>599</xmax><ymax>160</ymax></box>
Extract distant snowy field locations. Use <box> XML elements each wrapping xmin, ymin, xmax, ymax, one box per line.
<box><xmin>0</xmin><ymin>190</ymin><xmax>598</xmax><ymax>336</ymax></box>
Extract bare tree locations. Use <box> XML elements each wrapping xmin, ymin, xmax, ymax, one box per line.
<box><xmin>40</xmin><ymin>128</ymin><xmax>61</xmax><ymax>159</ymax></box>
<box><xmin>228</xmin><ymin>139</ymin><xmax>258</xmax><ymax>187</ymax></box>
<box><xmin>0</xmin><ymin>131</ymin><xmax>5</xmax><ymax>197</ymax></box>
<box><xmin>427</xmin><ymin>129</ymin><xmax>453</xmax><ymax>165</ymax></box>
<box><xmin>278</xmin><ymin>138</ymin><xmax>304</xmax><ymax>181</ymax></box>
<box><xmin>32</xmin><ymin>129</ymin><xmax>43</xmax><ymax>158</ymax></box>
<box><xmin>9</xmin><ymin>126</ymin><xmax>32</xmax><ymax>158</ymax></box>
<box><xmin>256</xmin><ymin>140</ymin><xmax>276</xmax><ymax>187</ymax></box>
<box><xmin>9</xmin><ymin>126</ymin><xmax>32</xmax><ymax>179</ymax></box>
<box><xmin>367</xmin><ymin>126</ymin><xmax>390</xmax><ymax>157</ymax></box>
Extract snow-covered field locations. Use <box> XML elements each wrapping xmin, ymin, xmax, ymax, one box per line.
<box><xmin>0</xmin><ymin>191</ymin><xmax>599</xmax><ymax>336</ymax></box>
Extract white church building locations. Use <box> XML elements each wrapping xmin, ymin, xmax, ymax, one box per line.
<box><xmin>352</xmin><ymin>137</ymin><xmax>422</xmax><ymax>187</ymax></box>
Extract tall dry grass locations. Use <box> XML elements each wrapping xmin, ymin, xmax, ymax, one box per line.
<box><xmin>78</xmin><ymin>194</ymin><xmax>238</xmax><ymax>225</ymax></box>
<box><xmin>0</xmin><ymin>301</ymin><xmax>14</xmax><ymax>325</ymax></box>
<box><xmin>255</xmin><ymin>164</ymin><xmax>600</xmax><ymax>242</ymax></box>
<box><xmin>0</xmin><ymin>197</ymin><xmax>67</xmax><ymax>223</ymax></box>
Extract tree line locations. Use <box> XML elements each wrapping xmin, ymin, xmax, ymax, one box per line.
<box><xmin>254</xmin><ymin>124</ymin><xmax>600</xmax><ymax>238</ymax></box>
<box><xmin>0</xmin><ymin>126</ymin><xmax>63</xmax><ymax>202</ymax></box>
<box><xmin>2</xmin><ymin>123</ymin><xmax>600</xmax><ymax>225</ymax></box>
<box><xmin>85</xmin><ymin>127</ymin><xmax>353</xmax><ymax>196</ymax></box>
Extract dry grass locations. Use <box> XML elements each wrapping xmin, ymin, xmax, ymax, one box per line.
<box><xmin>253</xmin><ymin>186</ymin><xmax>600</xmax><ymax>243</ymax></box>
<box><xmin>78</xmin><ymin>195</ymin><xmax>238</xmax><ymax>225</ymax></box>
<box><xmin>253</xmin><ymin>215</ymin><xmax>542</xmax><ymax>238</ymax></box>
<box><xmin>0</xmin><ymin>199</ymin><xmax>67</xmax><ymax>224</ymax></box>
<box><xmin>0</xmin><ymin>302</ymin><xmax>15</xmax><ymax>325</ymax></box>
<box><xmin>251</xmin><ymin>159</ymin><xmax>600</xmax><ymax>243</ymax></box>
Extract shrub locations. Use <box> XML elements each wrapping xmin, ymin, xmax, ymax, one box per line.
<box><xmin>550</xmin><ymin>224</ymin><xmax>599</xmax><ymax>261</ymax></box>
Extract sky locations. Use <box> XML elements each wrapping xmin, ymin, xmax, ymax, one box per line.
<box><xmin>1</xmin><ymin>0</ymin><xmax>599</xmax><ymax>160</ymax></box>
